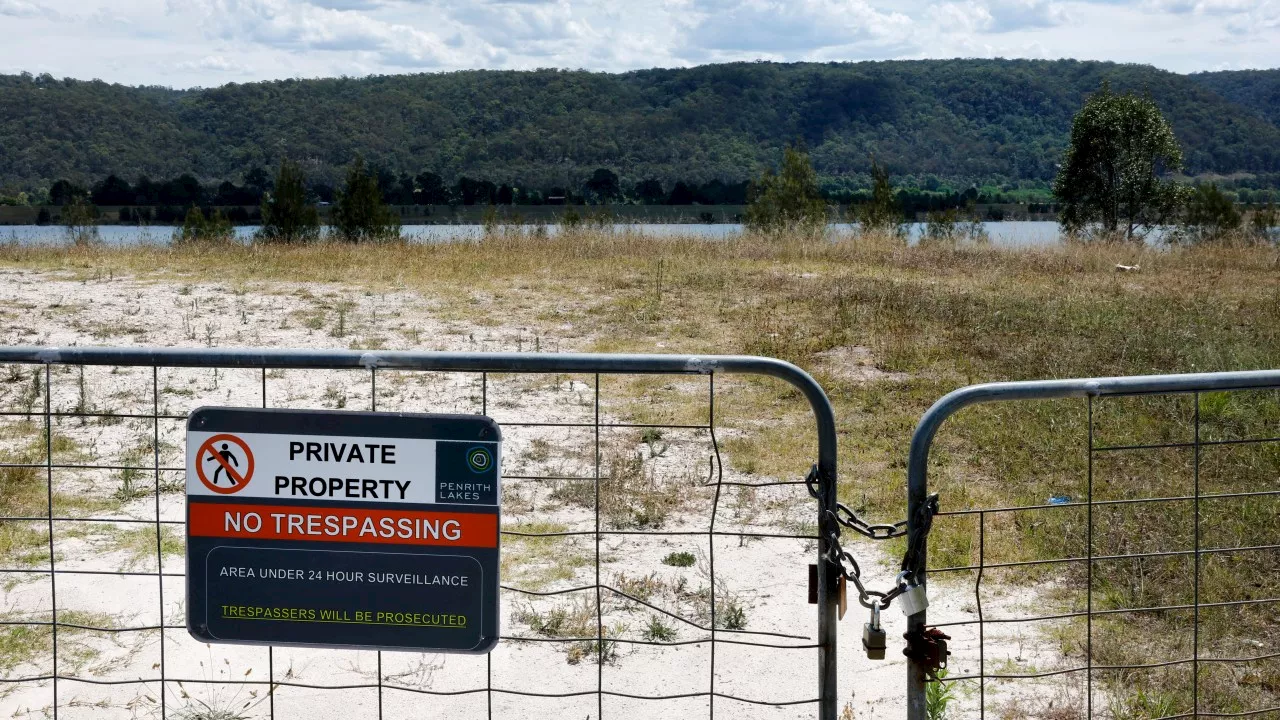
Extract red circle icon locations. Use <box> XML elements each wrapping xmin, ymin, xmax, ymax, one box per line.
<box><xmin>195</xmin><ymin>434</ymin><xmax>255</xmax><ymax>494</ymax></box>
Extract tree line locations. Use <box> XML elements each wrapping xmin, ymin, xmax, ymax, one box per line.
<box><xmin>62</xmin><ymin>157</ymin><xmax>401</xmax><ymax>245</ymax></box>
<box><xmin>12</xmin><ymin>168</ymin><xmax>751</xmax><ymax>211</ymax></box>
<box><xmin>5</xmin><ymin>167</ymin><xmax>1071</xmax><ymax>223</ymax></box>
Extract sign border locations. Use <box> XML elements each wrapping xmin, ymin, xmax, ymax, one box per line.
<box><xmin>186</xmin><ymin>406</ymin><xmax>501</xmax><ymax>654</ymax></box>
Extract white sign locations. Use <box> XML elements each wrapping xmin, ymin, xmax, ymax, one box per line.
<box><xmin>186</xmin><ymin>430</ymin><xmax>439</xmax><ymax>504</ymax></box>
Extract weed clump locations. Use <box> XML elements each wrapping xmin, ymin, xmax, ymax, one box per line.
<box><xmin>549</xmin><ymin>442</ymin><xmax>683</xmax><ymax>529</ymax></box>
<box><xmin>662</xmin><ymin>551</ymin><xmax>696</xmax><ymax>567</ymax></box>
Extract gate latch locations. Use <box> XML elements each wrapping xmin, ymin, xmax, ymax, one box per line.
<box><xmin>903</xmin><ymin>627</ymin><xmax>951</xmax><ymax>678</ymax></box>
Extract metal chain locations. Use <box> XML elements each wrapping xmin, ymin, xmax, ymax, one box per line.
<box><xmin>804</xmin><ymin>464</ymin><xmax>940</xmax><ymax>610</ymax></box>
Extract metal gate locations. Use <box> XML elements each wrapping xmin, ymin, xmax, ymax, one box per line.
<box><xmin>906</xmin><ymin>370</ymin><xmax>1280</xmax><ymax>719</ymax></box>
<box><xmin>0</xmin><ymin>346</ymin><xmax>845</xmax><ymax>720</ymax></box>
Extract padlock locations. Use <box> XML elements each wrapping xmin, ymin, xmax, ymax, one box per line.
<box><xmin>897</xmin><ymin>578</ymin><xmax>929</xmax><ymax>617</ymax></box>
<box><xmin>862</xmin><ymin>603</ymin><xmax>887</xmax><ymax>660</ymax></box>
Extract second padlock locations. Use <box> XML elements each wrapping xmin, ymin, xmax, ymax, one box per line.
<box><xmin>862</xmin><ymin>602</ymin><xmax>887</xmax><ymax>660</ymax></box>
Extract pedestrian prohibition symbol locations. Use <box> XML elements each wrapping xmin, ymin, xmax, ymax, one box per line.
<box><xmin>195</xmin><ymin>433</ymin><xmax>255</xmax><ymax>494</ymax></box>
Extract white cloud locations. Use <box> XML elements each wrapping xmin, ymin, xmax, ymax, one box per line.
<box><xmin>986</xmin><ymin>0</ymin><xmax>1068</xmax><ymax>30</ymax></box>
<box><xmin>0</xmin><ymin>0</ymin><xmax>1275</xmax><ymax>86</ymax></box>
<box><xmin>683</xmin><ymin>0</ymin><xmax>914</xmax><ymax>55</ymax></box>
<box><xmin>176</xmin><ymin>0</ymin><xmax>465</xmax><ymax>68</ymax></box>
<box><xmin>1145</xmin><ymin>0</ymin><xmax>1258</xmax><ymax>13</ymax></box>
<box><xmin>304</xmin><ymin>0</ymin><xmax>383</xmax><ymax>8</ymax></box>
<box><xmin>935</xmin><ymin>0</ymin><xmax>1068</xmax><ymax>33</ymax></box>
<box><xmin>175</xmin><ymin>54</ymin><xmax>253</xmax><ymax>73</ymax></box>
<box><xmin>1224</xmin><ymin>0</ymin><xmax>1279</xmax><ymax>32</ymax></box>
<box><xmin>0</xmin><ymin>0</ymin><xmax>56</xmax><ymax>18</ymax></box>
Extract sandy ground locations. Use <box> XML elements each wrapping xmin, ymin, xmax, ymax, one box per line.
<box><xmin>0</xmin><ymin>269</ymin><xmax>1076</xmax><ymax>719</ymax></box>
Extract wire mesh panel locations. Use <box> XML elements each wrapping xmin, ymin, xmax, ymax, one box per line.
<box><xmin>0</xmin><ymin>348</ymin><xmax>841</xmax><ymax>720</ymax></box>
<box><xmin>905</xmin><ymin>371</ymin><xmax>1280</xmax><ymax>720</ymax></box>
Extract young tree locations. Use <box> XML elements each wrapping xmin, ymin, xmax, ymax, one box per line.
<box><xmin>584</xmin><ymin>168</ymin><xmax>620</xmax><ymax>204</ymax></box>
<box><xmin>744</xmin><ymin>144</ymin><xmax>827</xmax><ymax>232</ymax></box>
<box><xmin>90</xmin><ymin>175</ymin><xmax>133</xmax><ymax>206</ymax></box>
<box><xmin>60</xmin><ymin>196</ymin><xmax>99</xmax><ymax>246</ymax></box>
<box><xmin>173</xmin><ymin>206</ymin><xmax>235</xmax><ymax>245</ymax></box>
<box><xmin>855</xmin><ymin>157</ymin><xmax>901</xmax><ymax>236</ymax></box>
<box><xmin>414</xmin><ymin>172</ymin><xmax>448</xmax><ymax>205</ymax></box>
<box><xmin>332</xmin><ymin>156</ymin><xmax>401</xmax><ymax>243</ymax></box>
<box><xmin>1054</xmin><ymin>81</ymin><xmax>1186</xmax><ymax>240</ymax></box>
<box><xmin>1177</xmin><ymin>183</ymin><xmax>1241</xmax><ymax>243</ymax></box>
<box><xmin>49</xmin><ymin>179</ymin><xmax>85</xmax><ymax>206</ymax></box>
<box><xmin>1250</xmin><ymin>202</ymin><xmax>1277</xmax><ymax>243</ymax></box>
<box><xmin>633</xmin><ymin>179</ymin><xmax>665</xmax><ymax>205</ymax></box>
<box><xmin>666</xmin><ymin>181</ymin><xmax>695</xmax><ymax>205</ymax></box>
<box><xmin>258</xmin><ymin>160</ymin><xmax>321</xmax><ymax>244</ymax></box>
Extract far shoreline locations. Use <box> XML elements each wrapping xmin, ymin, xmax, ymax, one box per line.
<box><xmin>0</xmin><ymin>202</ymin><xmax>1060</xmax><ymax>227</ymax></box>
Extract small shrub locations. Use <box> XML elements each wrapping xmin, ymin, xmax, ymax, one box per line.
<box><xmin>61</xmin><ymin>197</ymin><xmax>100</xmax><ymax>247</ymax></box>
<box><xmin>549</xmin><ymin>444</ymin><xmax>679</xmax><ymax>529</ymax></box>
<box><xmin>332</xmin><ymin>156</ymin><xmax>401</xmax><ymax>243</ymax></box>
<box><xmin>852</xmin><ymin>157</ymin><xmax>903</xmax><ymax>239</ymax></box>
<box><xmin>566</xmin><ymin>637</ymin><xmax>617</xmax><ymax>665</ymax></box>
<box><xmin>173</xmin><ymin>206</ymin><xmax>235</xmax><ymax>245</ymax></box>
<box><xmin>717</xmin><ymin>597</ymin><xmax>747</xmax><ymax>630</ymax></box>
<box><xmin>1175</xmin><ymin>183</ymin><xmax>1242</xmax><ymax>243</ymax></box>
<box><xmin>258</xmin><ymin>159</ymin><xmax>321</xmax><ymax>244</ymax></box>
<box><xmin>925</xmin><ymin>668</ymin><xmax>957</xmax><ymax>720</ymax></box>
<box><xmin>744</xmin><ymin>144</ymin><xmax>827</xmax><ymax>233</ymax></box>
<box><xmin>642</xmin><ymin>616</ymin><xmax>676</xmax><ymax>642</ymax></box>
<box><xmin>614</xmin><ymin>572</ymin><xmax>664</xmax><ymax>602</ymax></box>
<box><xmin>662</xmin><ymin>551</ymin><xmax>696</xmax><ymax>568</ymax></box>
<box><xmin>1250</xmin><ymin>202</ymin><xmax>1277</xmax><ymax>242</ymax></box>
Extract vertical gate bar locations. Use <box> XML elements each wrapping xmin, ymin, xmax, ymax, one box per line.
<box><xmin>483</xmin><ymin>372</ymin><xmax>493</xmax><ymax>720</ymax></box>
<box><xmin>1192</xmin><ymin>393</ymin><xmax>1201</xmax><ymax>718</ymax></box>
<box><xmin>707</xmin><ymin>374</ymin><xmax>719</xmax><ymax>718</ymax></box>
<box><xmin>372</xmin><ymin>367</ymin><xmax>384</xmax><ymax>720</ymax></box>
<box><xmin>594</xmin><ymin>373</ymin><xmax>603</xmax><ymax>720</ymax></box>
<box><xmin>44</xmin><ymin>364</ymin><xmax>57</xmax><ymax>719</ymax></box>
<box><xmin>811</xmin><ymin>384</ymin><xmax>838</xmax><ymax>720</ymax></box>
<box><xmin>262</xmin><ymin>367</ymin><xmax>275</xmax><ymax>720</ymax></box>
<box><xmin>152</xmin><ymin>366</ymin><xmax>167</xmax><ymax>720</ymax></box>
<box><xmin>977</xmin><ymin>510</ymin><xmax>985</xmax><ymax>719</ymax></box>
<box><xmin>1086</xmin><ymin>396</ymin><xmax>1094</xmax><ymax>718</ymax></box>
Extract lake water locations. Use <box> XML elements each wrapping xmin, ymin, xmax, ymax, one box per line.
<box><xmin>0</xmin><ymin>221</ymin><xmax>1111</xmax><ymax>247</ymax></box>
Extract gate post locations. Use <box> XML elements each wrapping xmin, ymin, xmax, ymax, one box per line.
<box><xmin>815</xmin><ymin>431</ymin><xmax>839</xmax><ymax>720</ymax></box>
<box><xmin>905</xmin><ymin>411</ymin><xmax>940</xmax><ymax>720</ymax></box>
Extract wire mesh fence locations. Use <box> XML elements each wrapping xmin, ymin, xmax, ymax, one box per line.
<box><xmin>0</xmin><ymin>348</ymin><xmax>841</xmax><ymax>720</ymax></box>
<box><xmin>906</xmin><ymin>371</ymin><xmax>1280</xmax><ymax>719</ymax></box>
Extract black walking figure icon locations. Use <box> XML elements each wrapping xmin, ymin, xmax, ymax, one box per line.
<box><xmin>206</xmin><ymin>443</ymin><xmax>240</xmax><ymax>486</ymax></box>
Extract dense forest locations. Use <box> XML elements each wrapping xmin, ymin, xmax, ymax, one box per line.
<box><xmin>1</xmin><ymin>59</ymin><xmax>1279</xmax><ymax>198</ymax></box>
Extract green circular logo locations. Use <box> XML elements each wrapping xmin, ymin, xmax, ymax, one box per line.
<box><xmin>467</xmin><ymin>447</ymin><xmax>493</xmax><ymax>473</ymax></box>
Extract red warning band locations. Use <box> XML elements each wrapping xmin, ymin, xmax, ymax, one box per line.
<box><xmin>189</xmin><ymin>502</ymin><xmax>498</xmax><ymax>548</ymax></box>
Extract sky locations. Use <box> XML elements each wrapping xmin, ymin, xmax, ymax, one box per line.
<box><xmin>0</xmin><ymin>0</ymin><xmax>1275</xmax><ymax>88</ymax></box>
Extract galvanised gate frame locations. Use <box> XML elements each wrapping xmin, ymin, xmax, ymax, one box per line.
<box><xmin>905</xmin><ymin>369</ymin><xmax>1280</xmax><ymax>719</ymax></box>
<box><xmin>0</xmin><ymin>346</ymin><xmax>843</xmax><ymax>720</ymax></box>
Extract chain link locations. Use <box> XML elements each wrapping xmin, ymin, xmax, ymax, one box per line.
<box><xmin>804</xmin><ymin>464</ymin><xmax>939</xmax><ymax>610</ymax></box>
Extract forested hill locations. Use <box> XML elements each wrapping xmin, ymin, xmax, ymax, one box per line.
<box><xmin>1190</xmin><ymin>70</ymin><xmax>1280</xmax><ymax>127</ymax></box>
<box><xmin>2</xmin><ymin>59</ymin><xmax>1279</xmax><ymax>192</ymax></box>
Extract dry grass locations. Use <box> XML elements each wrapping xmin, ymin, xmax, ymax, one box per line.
<box><xmin>5</xmin><ymin>231</ymin><xmax>1280</xmax><ymax>714</ymax></box>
